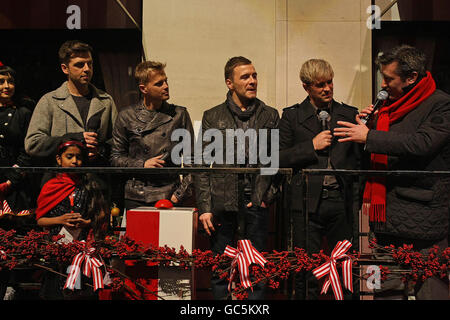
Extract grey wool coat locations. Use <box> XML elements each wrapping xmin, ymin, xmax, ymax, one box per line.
<box><xmin>25</xmin><ymin>81</ymin><xmax>117</xmax><ymax>161</ymax></box>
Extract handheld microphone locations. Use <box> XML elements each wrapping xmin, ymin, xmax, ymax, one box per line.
<box><xmin>318</xmin><ymin>110</ymin><xmax>330</xmax><ymax>131</ymax></box>
<box><xmin>360</xmin><ymin>89</ymin><xmax>388</xmax><ymax>124</ymax></box>
<box><xmin>86</xmin><ymin>116</ymin><xmax>101</xmax><ymax>133</ymax></box>
<box><xmin>317</xmin><ymin>110</ymin><xmax>330</xmax><ymax>156</ymax></box>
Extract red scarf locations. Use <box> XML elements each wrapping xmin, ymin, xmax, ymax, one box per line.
<box><xmin>35</xmin><ymin>173</ymin><xmax>80</xmax><ymax>220</ymax></box>
<box><xmin>362</xmin><ymin>71</ymin><xmax>436</xmax><ymax>222</ymax></box>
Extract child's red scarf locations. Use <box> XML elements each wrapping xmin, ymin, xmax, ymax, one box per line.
<box><xmin>35</xmin><ymin>173</ymin><xmax>80</xmax><ymax>220</ymax></box>
<box><xmin>362</xmin><ymin>71</ymin><xmax>436</xmax><ymax>222</ymax></box>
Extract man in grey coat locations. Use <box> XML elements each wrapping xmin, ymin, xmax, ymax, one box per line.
<box><xmin>25</xmin><ymin>40</ymin><xmax>117</xmax><ymax>166</ymax></box>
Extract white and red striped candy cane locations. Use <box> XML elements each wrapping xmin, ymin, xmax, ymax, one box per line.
<box><xmin>64</xmin><ymin>246</ymin><xmax>104</xmax><ymax>291</ymax></box>
<box><xmin>312</xmin><ymin>239</ymin><xmax>353</xmax><ymax>300</ymax></box>
<box><xmin>224</xmin><ymin>239</ymin><xmax>267</xmax><ymax>292</ymax></box>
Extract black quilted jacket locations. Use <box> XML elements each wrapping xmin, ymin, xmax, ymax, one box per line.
<box><xmin>366</xmin><ymin>89</ymin><xmax>450</xmax><ymax>241</ymax></box>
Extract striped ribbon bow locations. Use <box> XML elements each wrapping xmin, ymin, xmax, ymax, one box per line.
<box><xmin>64</xmin><ymin>245</ymin><xmax>104</xmax><ymax>291</ymax></box>
<box><xmin>312</xmin><ymin>240</ymin><xmax>353</xmax><ymax>300</ymax></box>
<box><xmin>224</xmin><ymin>240</ymin><xmax>267</xmax><ymax>292</ymax></box>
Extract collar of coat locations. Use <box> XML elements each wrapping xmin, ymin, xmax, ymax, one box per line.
<box><xmin>295</xmin><ymin>97</ymin><xmax>357</xmax><ymax>135</ymax></box>
<box><xmin>135</xmin><ymin>100</ymin><xmax>177</xmax><ymax>133</ymax></box>
<box><xmin>214</xmin><ymin>98</ymin><xmax>276</xmax><ymax>130</ymax></box>
<box><xmin>51</xmin><ymin>81</ymin><xmax>110</xmax><ymax>128</ymax></box>
<box><xmin>51</xmin><ymin>81</ymin><xmax>110</xmax><ymax>101</ymax></box>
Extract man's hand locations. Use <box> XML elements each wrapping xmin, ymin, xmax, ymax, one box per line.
<box><xmin>199</xmin><ymin>212</ymin><xmax>215</xmax><ymax>236</ymax></box>
<box><xmin>83</xmin><ymin>131</ymin><xmax>99</xmax><ymax>159</ymax></box>
<box><xmin>83</xmin><ymin>131</ymin><xmax>98</xmax><ymax>149</ymax></box>
<box><xmin>170</xmin><ymin>194</ymin><xmax>179</xmax><ymax>204</ymax></box>
<box><xmin>312</xmin><ymin>130</ymin><xmax>332</xmax><ymax>151</ymax></box>
<box><xmin>359</xmin><ymin>104</ymin><xmax>377</xmax><ymax>120</ymax></box>
<box><xmin>334</xmin><ymin>116</ymin><xmax>369</xmax><ymax>144</ymax></box>
<box><xmin>144</xmin><ymin>155</ymin><xmax>166</xmax><ymax>168</ymax></box>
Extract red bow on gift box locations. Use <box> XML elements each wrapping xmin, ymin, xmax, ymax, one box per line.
<box><xmin>64</xmin><ymin>244</ymin><xmax>104</xmax><ymax>291</ymax></box>
<box><xmin>224</xmin><ymin>239</ymin><xmax>267</xmax><ymax>292</ymax></box>
<box><xmin>312</xmin><ymin>240</ymin><xmax>353</xmax><ymax>300</ymax></box>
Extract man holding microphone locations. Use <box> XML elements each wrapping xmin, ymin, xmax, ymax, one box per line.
<box><xmin>279</xmin><ymin>59</ymin><xmax>361</xmax><ymax>299</ymax></box>
<box><xmin>335</xmin><ymin>45</ymin><xmax>450</xmax><ymax>300</ymax></box>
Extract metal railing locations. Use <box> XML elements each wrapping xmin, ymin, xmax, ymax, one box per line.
<box><xmin>1</xmin><ymin>166</ymin><xmax>448</xmax><ymax>299</ymax></box>
<box><xmin>299</xmin><ymin>168</ymin><xmax>450</xmax><ymax>299</ymax></box>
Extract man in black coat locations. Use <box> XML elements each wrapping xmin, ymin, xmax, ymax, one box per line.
<box><xmin>195</xmin><ymin>56</ymin><xmax>280</xmax><ymax>300</ymax></box>
<box><xmin>335</xmin><ymin>45</ymin><xmax>450</xmax><ymax>300</ymax></box>
<box><xmin>279</xmin><ymin>59</ymin><xmax>361</xmax><ymax>299</ymax></box>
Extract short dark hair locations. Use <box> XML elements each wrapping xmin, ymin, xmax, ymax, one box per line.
<box><xmin>58</xmin><ymin>40</ymin><xmax>93</xmax><ymax>65</ymax></box>
<box><xmin>56</xmin><ymin>137</ymin><xmax>88</xmax><ymax>162</ymax></box>
<box><xmin>375</xmin><ymin>45</ymin><xmax>427</xmax><ymax>80</ymax></box>
<box><xmin>0</xmin><ymin>65</ymin><xmax>16</xmax><ymax>82</ymax></box>
<box><xmin>224</xmin><ymin>56</ymin><xmax>252</xmax><ymax>80</ymax></box>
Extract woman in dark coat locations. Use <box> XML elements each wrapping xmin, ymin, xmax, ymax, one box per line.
<box><xmin>0</xmin><ymin>63</ymin><xmax>36</xmax><ymax>299</ymax></box>
<box><xmin>0</xmin><ymin>64</ymin><xmax>35</xmax><ymax>223</ymax></box>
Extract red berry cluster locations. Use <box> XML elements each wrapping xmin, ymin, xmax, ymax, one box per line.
<box><xmin>0</xmin><ymin>228</ymin><xmax>448</xmax><ymax>300</ymax></box>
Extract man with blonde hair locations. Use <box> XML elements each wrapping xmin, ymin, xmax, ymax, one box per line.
<box><xmin>111</xmin><ymin>60</ymin><xmax>194</xmax><ymax>209</ymax></box>
<box><xmin>279</xmin><ymin>58</ymin><xmax>361</xmax><ymax>299</ymax></box>
<box><xmin>300</xmin><ymin>59</ymin><xmax>334</xmax><ymax>87</ymax></box>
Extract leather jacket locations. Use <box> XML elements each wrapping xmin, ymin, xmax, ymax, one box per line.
<box><xmin>194</xmin><ymin>99</ymin><xmax>280</xmax><ymax>215</ymax></box>
<box><xmin>111</xmin><ymin>101</ymin><xmax>194</xmax><ymax>204</ymax></box>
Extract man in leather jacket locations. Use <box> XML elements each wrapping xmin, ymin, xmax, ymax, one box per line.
<box><xmin>194</xmin><ymin>56</ymin><xmax>280</xmax><ymax>300</ymax></box>
<box><xmin>111</xmin><ymin>61</ymin><xmax>194</xmax><ymax>209</ymax></box>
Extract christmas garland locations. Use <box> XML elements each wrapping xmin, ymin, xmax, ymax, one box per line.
<box><xmin>0</xmin><ymin>228</ymin><xmax>448</xmax><ymax>300</ymax></box>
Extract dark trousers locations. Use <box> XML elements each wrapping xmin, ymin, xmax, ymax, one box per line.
<box><xmin>293</xmin><ymin>192</ymin><xmax>353</xmax><ymax>300</ymax></box>
<box><xmin>209</xmin><ymin>203</ymin><xmax>268</xmax><ymax>300</ymax></box>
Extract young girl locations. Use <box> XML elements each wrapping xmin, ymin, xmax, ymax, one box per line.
<box><xmin>36</xmin><ymin>139</ymin><xmax>110</xmax><ymax>299</ymax></box>
<box><xmin>36</xmin><ymin>139</ymin><xmax>109</xmax><ymax>240</ymax></box>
